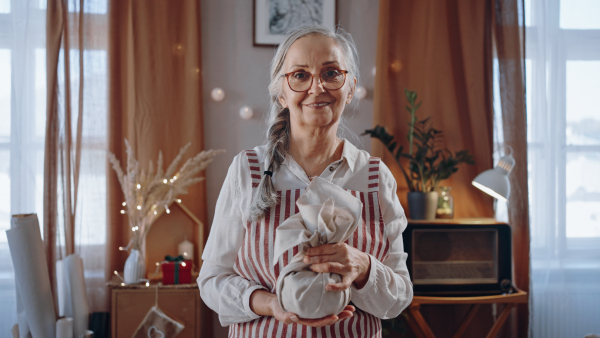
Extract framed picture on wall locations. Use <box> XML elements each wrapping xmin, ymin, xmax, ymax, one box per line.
<box><xmin>254</xmin><ymin>0</ymin><xmax>337</xmax><ymax>47</ymax></box>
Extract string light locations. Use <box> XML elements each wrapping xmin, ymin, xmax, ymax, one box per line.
<box><xmin>146</xmin><ymin>281</ymin><xmax>150</xmax><ymax>287</ymax></box>
<box><xmin>169</xmin><ymin>178</ymin><xmax>174</xmax><ymax>183</ymax></box>
<box><xmin>118</xmin><ymin>239</ymin><xmax>133</xmax><ymax>252</ymax></box>
<box><xmin>176</xmin><ymin>199</ymin><xmax>181</xmax><ymax>203</ymax></box>
<box><xmin>137</xmin><ymin>205</ymin><xmax>142</xmax><ymax>210</ymax></box>
<box><xmin>173</xmin><ymin>175</ymin><xmax>178</xmax><ymax>180</ymax></box>
<box><xmin>181</xmin><ymin>262</ymin><xmax>186</xmax><ymax>267</ymax></box>
<box><xmin>132</xmin><ymin>227</ymin><xmax>136</xmax><ymax>231</ymax></box>
<box><xmin>121</xmin><ymin>283</ymin><xmax>125</xmax><ymax>286</ymax></box>
<box><xmin>113</xmin><ymin>271</ymin><xmax>125</xmax><ymax>283</ymax></box>
<box><xmin>156</xmin><ymin>262</ymin><xmax>160</xmax><ymax>266</ymax></box>
<box><xmin>163</xmin><ymin>179</ymin><xmax>168</xmax><ymax>184</ymax></box>
<box><xmin>122</xmin><ymin>202</ymin><xmax>127</xmax><ymax>206</ymax></box>
<box><xmin>154</xmin><ymin>211</ymin><xmax>157</xmax><ymax>215</ymax></box>
<box><xmin>120</xmin><ymin>210</ymin><xmax>125</xmax><ymax>214</ymax></box>
<box><xmin>165</xmin><ymin>206</ymin><xmax>171</xmax><ymax>214</ymax></box>
<box><xmin>136</xmin><ymin>184</ymin><xmax>141</xmax><ymax>189</ymax></box>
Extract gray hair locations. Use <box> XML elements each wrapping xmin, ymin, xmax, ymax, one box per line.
<box><xmin>249</xmin><ymin>25</ymin><xmax>361</xmax><ymax>221</ymax></box>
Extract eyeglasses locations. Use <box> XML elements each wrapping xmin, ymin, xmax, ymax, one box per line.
<box><xmin>282</xmin><ymin>69</ymin><xmax>349</xmax><ymax>92</ymax></box>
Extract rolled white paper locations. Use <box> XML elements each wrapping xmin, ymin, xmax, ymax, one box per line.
<box><xmin>56</xmin><ymin>317</ymin><xmax>73</xmax><ymax>338</ymax></box>
<box><xmin>15</xmin><ymin>279</ymin><xmax>30</xmax><ymax>338</ymax></box>
<box><xmin>56</xmin><ymin>259</ymin><xmax>69</xmax><ymax>316</ymax></box>
<box><xmin>12</xmin><ymin>215</ymin><xmax>31</xmax><ymax>338</ymax></box>
<box><xmin>7</xmin><ymin>214</ymin><xmax>57</xmax><ymax>338</ymax></box>
<box><xmin>62</xmin><ymin>254</ymin><xmax>90</xmax><ymax>338</ymax></box>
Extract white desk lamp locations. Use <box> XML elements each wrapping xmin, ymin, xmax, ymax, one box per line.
<box><xmin>472</xmin><ymin>146</ymin><xmax>515</xmax><ymax>201</ymax></box>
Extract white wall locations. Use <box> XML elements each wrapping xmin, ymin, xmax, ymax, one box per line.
<box><xmin>201</xmin><ymin>1</ymin><xmax>379</xmax><ymax>335</ymax></box>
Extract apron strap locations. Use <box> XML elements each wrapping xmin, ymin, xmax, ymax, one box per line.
<box><xmin>367</xmin><ymin>157</ymin><xmax>381</xmax><ymax>193</ymax></box>
<box><xmin>244</xmin><ymin>150</ymin><xmax>261</xmax><ymax>189</ymax></box>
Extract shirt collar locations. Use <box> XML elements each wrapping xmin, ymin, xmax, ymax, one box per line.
<box><xmin>278</xmin><ymin>138</ymin><xmax>359</xmax><ymax>172</ymax></box>
<box><xmin>340</xmin><ymin>139</ymin><xmax>358</xmax><ymax>172</ymax></box>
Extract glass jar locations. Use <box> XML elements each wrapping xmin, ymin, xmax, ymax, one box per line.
<box><xmin>436</xmin><ymin>186</ymin><xmax>454</xmax><ymax>219</ymax></box>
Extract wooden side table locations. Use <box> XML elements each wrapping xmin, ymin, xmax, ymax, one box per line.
<box><xmin>405</xmin><ymin>289</ymin><xmax>528</xmax><ymax>338</ymax></box>
<box><xmin>109</xmin><ymin>280</ymin><xmax>203</xmax><ymax>338</ymax></box>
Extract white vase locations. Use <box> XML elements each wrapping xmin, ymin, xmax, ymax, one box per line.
<box><xmin>424</xmin><ymin>192</ymin><xmax>439</xmax><ymax>220</ymax></box>
<box><xmin>124</xmin><ymin>249</ymin><xmax>145</xmax><ymax>284</ymax></box>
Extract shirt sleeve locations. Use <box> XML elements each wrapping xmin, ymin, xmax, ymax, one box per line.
<box><xmin>349</xmin><ymin>160</ymin><xmax>413</xmax><ymax>319</ymax></box>
<box><xmin>197</xmin><ymin>152</ymin><xmax>267</xmax><ymax>327</ymax></box>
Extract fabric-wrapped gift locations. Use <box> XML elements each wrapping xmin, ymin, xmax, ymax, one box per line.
<box><xmin>161</xmin><ymin>255</ymin><xmax>192</xmax><ymax>285</ymax></box>
<box><xmin>274</xmin><ymin>177</ymin><xmax>363</xmax><ymax>319</ymax></box>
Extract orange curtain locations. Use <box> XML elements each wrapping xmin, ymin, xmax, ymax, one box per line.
<box><xmin>373</xmin><ymin>0</ymin><xmax>495</xmax><ymax>219</ymax></box>
<box><xmin>493</xmin><ymin>0</ymin><xmax>529</xmax><ymax>336</ymax></box>
<box><xmin>106</xmin><ymin>0</ymin><xmax>206</xmax><ymax>296</ymax></box>
<box><xmin>44</xmin><ymin>0</ymin><xmax>86</xmax><ymax>307</ymax></box>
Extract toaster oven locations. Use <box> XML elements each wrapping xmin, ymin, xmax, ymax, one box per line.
<box><xmin>403</xmin><ymin>219</ymin><xmax>512</xmax><ymax>296</ymax></box>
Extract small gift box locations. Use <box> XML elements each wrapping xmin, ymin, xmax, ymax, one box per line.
<box><xmin>161</xmin><ymin>255</ymin><xmax>192</xmax><ymax>285</ymax></box>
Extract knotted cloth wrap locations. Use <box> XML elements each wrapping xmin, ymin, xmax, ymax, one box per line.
<box><xmin>274</xmin><ymin>177</ymin><xmax>363</xmax><ymax>319</ymax></box>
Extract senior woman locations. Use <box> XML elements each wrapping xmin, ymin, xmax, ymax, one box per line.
<box><xmin>199</xmin><ymin>26</ymin><xmax>413</xmax><ymax>337</ymax></box>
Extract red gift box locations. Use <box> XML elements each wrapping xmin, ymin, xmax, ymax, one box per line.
<box><xmin>161</xmin><ymin>260</ymin><xmax>192</xmax><ymax>285</ymax></box>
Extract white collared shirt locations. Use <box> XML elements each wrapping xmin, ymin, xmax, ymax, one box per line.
<box><xmin>198</xmin><ymin>140</ymin><xmax>413</xmax><ymax>327</ymax></box>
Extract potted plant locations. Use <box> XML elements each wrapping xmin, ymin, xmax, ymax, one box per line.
<box><xmin>363</xmin><ymin>89</ymin><xmax>475</xmax><ymax>219</ymax></box>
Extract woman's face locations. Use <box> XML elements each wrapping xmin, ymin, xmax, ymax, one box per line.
<box><xmin>279</xmin><ymin>34</ymin><xmax>356</xmax><ymax>133</ymax></box>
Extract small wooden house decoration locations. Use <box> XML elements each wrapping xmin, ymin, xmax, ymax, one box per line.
<box><xmin>144</xmin><ymin>201</ymin><xmax>204</xmax><ymax>281</ymax></box>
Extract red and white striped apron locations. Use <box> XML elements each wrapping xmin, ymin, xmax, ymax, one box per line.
<box><xmin>230</xmin><ymin>150</ymin><xmax>390</xmax><ymax>338</ymax></box>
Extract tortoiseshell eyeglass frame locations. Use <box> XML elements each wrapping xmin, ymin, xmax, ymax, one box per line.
<box><xmin>281</xmin><ymin>70</ymin><xmax>349</xmax><ymax>92</ymax></box>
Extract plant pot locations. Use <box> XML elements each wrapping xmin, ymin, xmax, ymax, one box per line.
<box><xmin>124</xmin><ymin>249</ymin><xmax>145</xmax><ymax>284</ymax></box>
<box><xmin>408</xmin><ymin>191</ymin><xmax>439</xmax><ymax>220</ymax></box>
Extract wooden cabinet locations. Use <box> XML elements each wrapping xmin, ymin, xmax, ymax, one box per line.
<box><xmin>110</xmin><ymin>282</ymin><xmax>202</xmax><ymax>338</ymax></box>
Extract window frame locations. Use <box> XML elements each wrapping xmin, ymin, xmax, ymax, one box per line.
<box><xmin>526</xmin><ymin>0</ymin><xmax>600</xmax><ymax>261</ymax></box>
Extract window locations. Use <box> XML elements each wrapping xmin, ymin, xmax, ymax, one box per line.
<box><xmin>525</xmin><ymin>0</ymin><xmax>600</xmax><ymax>335</ymax></box>
<box><xmin>0</xmin><ymin>0</ymin><xmax>108</xmax><ymax>330</ymax></box>
<box><xmin>0</xmin><ymin>1</ymin><xmax>48</xmax><ymax>328</ymax></box>
<box><xmin>526</xmin><ymin>0</ymin><xmax>600</xmax><ymax>257</ymax></box>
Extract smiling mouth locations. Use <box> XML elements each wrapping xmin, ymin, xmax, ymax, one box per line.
<box><xmin>305</xmin><ymin>102</ymin><xmax>331</xmax><ymax>108</ymax></box>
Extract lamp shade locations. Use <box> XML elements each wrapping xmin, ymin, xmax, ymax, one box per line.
<box><xmin>472</xmin><ymin>153</ymin><xmax>515</xmax><ymax>201</ymax></box>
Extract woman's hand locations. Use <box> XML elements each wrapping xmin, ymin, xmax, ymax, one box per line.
<box><xmin>304</xmin><ymin>242</ymin><xmax>371</xmax><ymax>290</ymax></box>
<box><xmin>271</xmin><ymin>297</ymin><xmax>355</xmax><ymax>327</ymax></box>
<box><xmin>250</xmin><ymin>290</ymin><xmax>355</xmax><ymax>327</ymax></box>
